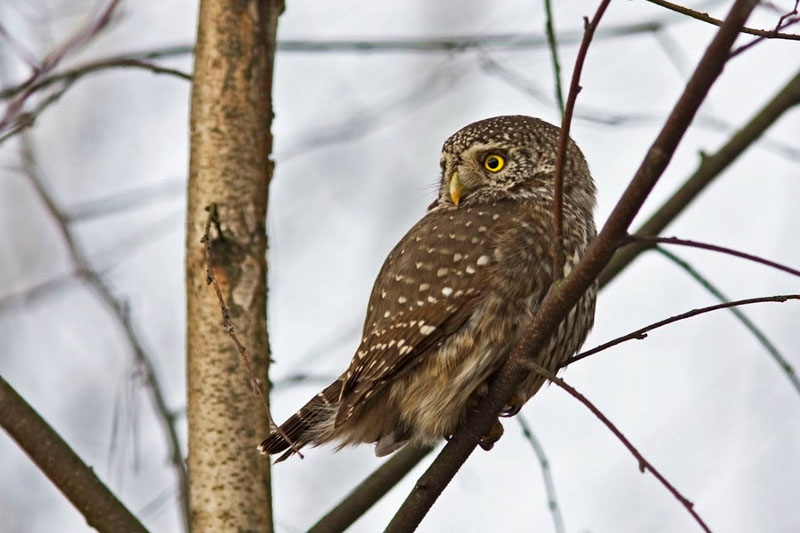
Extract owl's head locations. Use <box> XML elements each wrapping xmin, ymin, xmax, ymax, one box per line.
<box><xmin>436</xmin><ymin>115</ymin><xmax>595</xmax><ymax>215</ymax></box>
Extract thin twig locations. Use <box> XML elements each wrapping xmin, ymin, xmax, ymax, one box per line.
<box><xmin>527</xmin><ymin>362</ymin><xmax>712</xmax><ymax>533</ymax></box>
<box><xmin>386</xmin><ymin>3</ymin><xmax>758</xmax><ymax>530</ymax></box>
<box><xmin>552</xmin><ymin>0</ymin><xmax>612</xmax><ymax>277</ymax></box>
<box><xmin>0</xmin><ymin>0</ymin><xmax>122</xmax><ymax>133</ymax></box>
<box><xmin>644</xmin><ymin>0</ymin><xmax>800</xmax><ymax>40</ymax></box>
<box><xmin>729</xmin><ymin>14</ymin><xmax>800</xmax><ymax>57</ymax></box>
<box><xmin>543</xmin><ymin>0</ymin><xmax>565</xmax><ymax>116</ymax></box>
<box><xmin>567</xmin><ymin>294</ymin><xmax>800</xmax><ymax>365</ymax></box>
<box><xmin>0</xmin><ymin>376</ymin><xmax>147</xmax><ymax>532</ymax></box>
<box><xmin>624</xmin><ymin>235</ymin><xmax>800</xmax><ymax>279</ymax></box>
<box><xmin>201</xmin><ymin>204</ymin><xmax>303</xmax><ymax>459</ymax></box>
<box><xmin>17</xmin><ymin>135</ymin><xmax>190</xmax><ymax>530</ymax></box>
<box><xmin>517</xmin><ymin>415</ymin><xmax>565</xmax><ymax>533</ymax></box>
<box><xmin>654</xmin><ymin>248</ymin><xmax>800</xmax><ymax>396</ymax></box>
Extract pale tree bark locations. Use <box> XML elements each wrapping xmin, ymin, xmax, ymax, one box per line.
<box><xmin>186</xmin><ymin>1</ymin><xmax>283</xmax><ymax>531</ymax></box>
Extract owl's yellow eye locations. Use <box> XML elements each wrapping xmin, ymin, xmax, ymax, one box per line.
<box><xmin>484</xmin><ymin>154</ymin><xmax>505</xmax><ymax>172</ymax></box>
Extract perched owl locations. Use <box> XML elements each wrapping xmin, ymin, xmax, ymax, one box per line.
<box><xmin>260</xmin><ymin>115</ymin><xmax>597</xmax><ymax>461</ymax></box>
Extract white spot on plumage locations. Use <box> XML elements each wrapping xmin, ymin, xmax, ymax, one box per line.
<box><xmin>466</xmin><ymin>265</ymin><xmax>476</xmax><ymax>274</ymax></box>
<box><xmin>397</xmin><ymin>339</ymin><xmax>405</xmax><ymax>347</ymax></box>
<box><xmin>478</xmin><ymin>226</ymin><xmax>487</xmax><ymax>233</ymax></box>
<box><xmin>453</xmin><ymin>253</ymin><xmax>462</xmax><ymax>262</ymax></box>
<box><xmin>398</xmin><ymin>296</ymin><xmax>407</xmax><ymax>304</ymax></box>
<box><xmin>427</xmin><ymin>295</ymin><xmax>438</xmax><ymax>303</ymax></box>
<box><xmin>420</xmin><ymin>324</ymin><xmax>436</xmax><ymax>335</ymax></box>
<box><xmin>442</xmin><ymin>287</ymin><xmax>453</xmax><ymax>296</ymax></box>
<box><xmin>384</xmin><ymin>310</ymin><xmax>391</xmax><ymax>318</ymax></box>
<box><xmin>477</xmin><ymin>255</ymin><xmax>490</xmax><ymax>266</ymax></box>
<box><xmin>492</xmin><ymin>213</ymin><xmax>500</xmax><ymax>220</ymax></box>
<box><xmin>437</xmin><ymin>267</ymin><xmax>449</xmax><ymax>277</ymax></box>
<box><xmin>419</xmin><ymin>283</ymin><xmax>430</xmax><ymax>291</ymax></box>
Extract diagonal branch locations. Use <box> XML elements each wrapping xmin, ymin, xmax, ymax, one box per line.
<box><xmin>567</xmin><ymin>294</ymin><xmax>800</xmax><ymax>365</ymax></box>
<box><xmin>527</xmin><ymin>363</ymin><xmax>711</xmax><ymax>532</ymax></box>
<box><xmin>653</xmin><ymin>248</ymin><xmax>800</xmax><ymax>396</ymax></box>
<box><xmin>0</xmin><ymin>0</ymin><xmax>123</xmax><ymax>134</ymax></box>
<box><xmin>643</xmin><ymin>0</ymin><xmax>800</xmax><ymax>40</ymax></box>
<box><xmin>624</xmin><ymin>235</ymin><xmax>800</xmax><ymax>279</ymax></box>
<box><xmin>17</xmin><ymin>135</ymin><xmax>189</xmax><ymax>531</ymax></box>
<box><xmin>385</xmin><ymin>2</ymin><xmax>758</xmax><ymax>530</ymax></box>
<box><xmin>307</xmin><ymin>445</ymin><xmax>434</xmax><ymax>533</ymax></box>
<box><xmin>0</xmin><ymin>375</ymin><xmax>147</xmax><ymax>532</ymax></box>
<box><xmin>599</xmin><ymin>66</ymin><xmax>800</xmax><ymax>288</ymax></box>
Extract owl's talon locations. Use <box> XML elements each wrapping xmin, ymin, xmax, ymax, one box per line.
<box><xmin>479</xmin><ymin>419</ymin><xmax>504</xmax><ymax>451</ymax></box>
<box><xmin>499</xmin><ymin>392</ymin><xmax>526</xmax><ymax>417</ymax></box>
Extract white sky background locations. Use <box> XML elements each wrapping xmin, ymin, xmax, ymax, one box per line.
<box><xmin>0</xmin><ymin>0</ymin><xmax>799</xmax><ymax>531</ymax></box>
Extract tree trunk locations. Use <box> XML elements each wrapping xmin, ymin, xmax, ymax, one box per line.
<box><xmin>186</xmin><ymin>1</ymin><xmax>282</xmax><ymax>531</ymax></box>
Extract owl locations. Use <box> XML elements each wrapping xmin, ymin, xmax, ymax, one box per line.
<box><xmin>260</xmin><ymin>115</ymin><xmax>597</xmax><ymax>461</ymax></box>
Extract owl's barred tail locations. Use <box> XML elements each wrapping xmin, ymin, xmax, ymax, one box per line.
<box><xmin>258</xmin><ymin>380</ymin><xmax>342</xmax><ymax>462</ymax></box>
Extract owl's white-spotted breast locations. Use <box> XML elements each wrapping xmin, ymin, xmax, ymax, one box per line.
<box><xmin>260</xmin><ymin>115</ymin><xmax>597</xmax><ymax>460</ymax></box>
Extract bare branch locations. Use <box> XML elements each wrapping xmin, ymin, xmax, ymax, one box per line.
<box><xmin>653</xmin><ymin>248</ymin><xmax>800</xmax><ymax>396</ymax></box>
<box><xmin>386</xmin><ymin>2</ymin><xmax>758</xmax><ymax>530</ymax></box>
<box><xmin>527</xmin><ymin>363</ymin><xmax>712</xmax><ymax>533</ymax></box>
<box><xmin>17</xmin><ymin>136</ymin><xmax>189</xmax><ymax>530</ymax></box>
<box><xmin>0</xmin><ymin>0</ymin><xmax>123</xmax><ymax>134</ymax></box>
<box><xmin>308</xmin><ymin>445</ymin><xmax>433</xmax><ymax>533</ymax></box>
<box><xmin>552</xmin><ymin>0</ymin><xmax>612</xmax><ymax>276</ymax></box>
<box><xmin>569</xmin><ymin>294</ymin><xmax>800</xmax><ymax>365</ymax></box>
<box><xmin>0</xmin><ymin>375</ymin><xmax>147</xmax><ymax>532</ymax></box>
<box><xmin>624</xmin><ymin>235</ymin><xmax>800</xmax><ymax>279</ymax></box>
<box><xmin>517</xmin><ymin>415</ymin><xmax>565</xmax><ymax>533</ymax></box>
<box><xmin>599</xmin><ymin>66</ymin><xmax>800</xmax><ymax>288</ymax></box>
<box><xmin>730</xmin><ymin>11</ymin><xmax>800</xmax><ymax>57</ymax></box>
<box><xmin>644</xmin><ymin>0</ymin><xmax>800</xmax><ymax>40</ymax></box>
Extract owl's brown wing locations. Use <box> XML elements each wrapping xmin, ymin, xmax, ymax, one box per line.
<box><xmin>336</xmin><ymin>290</ymin><xmax>482</xmax><ymax>427</ymax></box>
<box><xmin>334</xmin><ymin>203</ymin><xmax>511</xmax><ymax>427</ymax></box>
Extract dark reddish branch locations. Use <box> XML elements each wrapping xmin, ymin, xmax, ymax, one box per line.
<box><xmin>552</xmin><ymin>0</ymin><xmax>612</xmax><ymax>275</ymax></box>
<box><xmin>0</xmin><ymin>376</ymin><xmax>147</xmax><ymax>532</ymax></box>
<box><xmin>532</xmin><ymin>364</ymin><xmax>711</xmax><ymax>533</ymax></box>
<box><xmin>568</xmin><ymin>294</ymin><xmax>800</xmax><ymax>365</ymax></box>
<box><xmin>599</xmin><ymin>67</ymin><xmax>800</xmax><ymax>288</ymax></box>
<box><xmin>644</xmin><ymin>0</ymin><xmax>800</xmax><ymax>40</ymax></box>
<box><xmin>386</xmin><ymin>2</ymin><xmax>757</xmax><ymax>531</ymax></box>
<box><xmin>624</xmin><ymin>235</ymin><xmax>800</xmax><ymax>279</ymax></box>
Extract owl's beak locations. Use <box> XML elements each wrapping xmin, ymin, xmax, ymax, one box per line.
<box><xmin>449</xmin><ymin>172</ymin><xmax>463</xmax><ymax>206</ymax></box>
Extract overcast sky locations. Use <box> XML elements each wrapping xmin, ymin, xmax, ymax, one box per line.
<box><xmin>1</xmin><ymin>1</ymin><xmax>799</xmax><ymax>531</ymax></box>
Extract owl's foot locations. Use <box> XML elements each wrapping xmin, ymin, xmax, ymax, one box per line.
<box><xmin>499</xmin><ymin>392</ymin><xmax>526</xmax><ymax>418</ymax></box>
<box><xmin>479</xmin><ymin>419</ymin><xmax>504</xmax><ymax>451</ymax></box>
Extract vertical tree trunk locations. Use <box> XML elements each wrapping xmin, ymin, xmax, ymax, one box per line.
<box><xmin>186</xmin><ymin>1</ymin><xmax>282</xmax><ymax>531</ymax></box>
